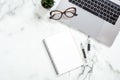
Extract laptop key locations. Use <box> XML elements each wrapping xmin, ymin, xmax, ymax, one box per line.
<box><xmin>83</xmin><ymin>6</ymin><xmax>98</xmax><ymax>16</ymax></box>
<box><xmin>69</xmin><ymin>0</ymin><xmax>120</xmax><ymax>25</ymax></box>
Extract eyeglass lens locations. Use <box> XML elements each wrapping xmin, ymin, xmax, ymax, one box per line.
<box><xmin>50</xmin><ymin>11</ymin><xmax>62</xmax><ymax>20</ymax></box>
<box><xmin>65</xmin><ymin>8</ymin><xmax>76</xmax><ymax>18</ymax></box>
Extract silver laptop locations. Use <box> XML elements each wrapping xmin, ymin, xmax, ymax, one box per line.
<box><xmin>51</xmin><ymin>0</ymin><xmax>120</xmax><ymax>46</ymax></box>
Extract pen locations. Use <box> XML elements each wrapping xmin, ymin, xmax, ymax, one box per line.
<box><xmin>81</xmin><ymin>43</ymin><xmax>86</xmax><ymax>59</ymax></box>
<box><xmin>87</xmin><ymin>36</ymin><xmax>91</xmax><ymax>51</ymax></box>
<box><xmin>87</xmin><ymin>39</ymin><xmax>90</xmax><ymax>51</ymax></box>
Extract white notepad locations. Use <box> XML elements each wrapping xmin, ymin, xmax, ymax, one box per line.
<box><xmin>43</xmin><ymin>31</ymin><xmax>84</xmax><ymax>75</ymax></box>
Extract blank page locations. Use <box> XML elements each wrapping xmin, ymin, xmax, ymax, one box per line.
<box><xmin>43</xmin><ymin>31</ymin><xmax>84</xmax><ymax>75</ymax></box>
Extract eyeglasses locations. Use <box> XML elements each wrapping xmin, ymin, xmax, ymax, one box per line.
<box><xmin>49</xmin><ymin>7</ymin><xmax>78</xmax><ymax>20</ymax></box>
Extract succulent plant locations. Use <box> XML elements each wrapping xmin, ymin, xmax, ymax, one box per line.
<box><xmin>41</xmin><ymin>0</ymin><xmax>55</xmax><ymax>9</ymax></box>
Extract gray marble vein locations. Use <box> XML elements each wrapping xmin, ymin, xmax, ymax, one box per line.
<box><xmin>0</xmin><ymin>0</ymin><xmax>120</xmax><ymax>80</ymax></box>
<box><xmin>0</xmin><ymin>0</ymin><xmax>25</xmax><ymax>19</ymax></box>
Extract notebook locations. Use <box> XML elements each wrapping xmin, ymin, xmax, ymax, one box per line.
<box><xmin>43</xmin><ymin>31</ymin><xmax>84</xmax><ymax>75</ymax></box>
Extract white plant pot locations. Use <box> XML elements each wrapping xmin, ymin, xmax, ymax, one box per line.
<box><xmin>33</xmin><ymin>0</ymin><xmax>49</xmax><ymax>18</ymax></box>
<box><xmin>33</xmin><ymin>0</ymin><xmax>61</xmax><ymax>18</ymax></box>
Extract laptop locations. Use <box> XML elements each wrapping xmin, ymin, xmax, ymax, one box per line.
<box><xmin>52</xmin><ymin>0</ymin><xmax>120</xmax><ymax>46</ymax></box>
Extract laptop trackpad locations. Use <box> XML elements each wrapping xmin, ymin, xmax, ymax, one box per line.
<box><xmin>69</xmin><ymin>8</ymin><xmax>104</xmax><ymax>37</ymax></box>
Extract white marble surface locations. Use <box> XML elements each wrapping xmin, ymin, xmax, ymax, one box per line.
<box><xmin>0</xmin><ymin>0</ymin><xmax>120</xmax><ymax>80</ymax></box>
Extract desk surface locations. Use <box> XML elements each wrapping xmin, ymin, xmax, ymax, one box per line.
<box><xmin>0</xmin><ymin>0</ymin><xmax>120</xmax><ymax>80</ymax></box>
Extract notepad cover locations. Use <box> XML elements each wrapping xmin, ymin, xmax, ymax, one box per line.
<box><xmin>43</xmin><ymin>31</ymin><xmax>84</xmax><ymax>75</ymax></box>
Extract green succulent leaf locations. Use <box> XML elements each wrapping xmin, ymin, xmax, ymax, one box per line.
<box><xmin>41</xmin><ymin>0</ymin><xmax>55</xmax><ymax>9</ymax></box>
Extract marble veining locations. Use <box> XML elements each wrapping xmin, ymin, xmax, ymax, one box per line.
<box><xmin>0</xmin><ymin>0</ymin><xmax>120</xmax><ymax>80</ymax></box>
<box><xmin>0</xmin><ymin>0</ymin><xmax>25</xmax><ymax>20</ymax></box>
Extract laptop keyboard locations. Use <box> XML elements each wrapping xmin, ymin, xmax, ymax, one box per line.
<box><xmin>69</xmin><ymin>0</ymin><xmax>120</xmax><ymax>25</ymax></box>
